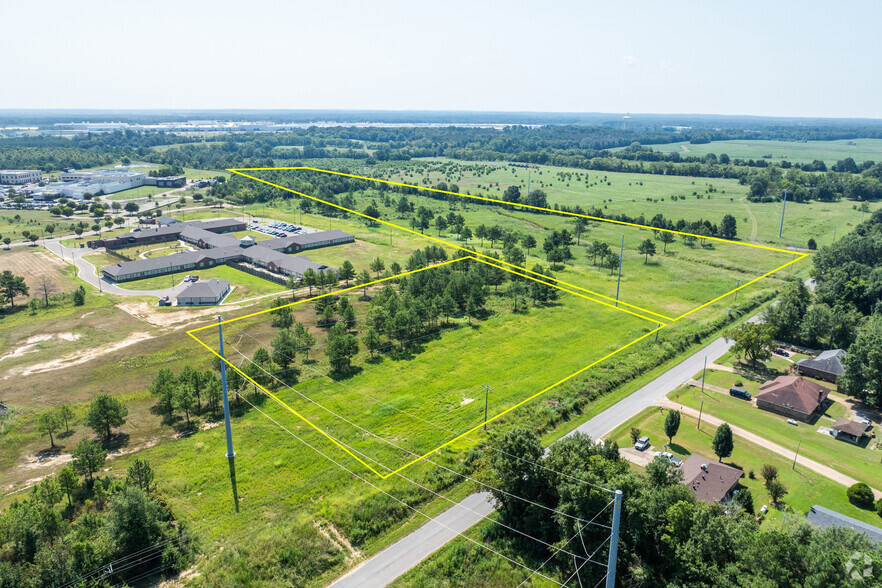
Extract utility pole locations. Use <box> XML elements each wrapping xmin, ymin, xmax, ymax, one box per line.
<box><xmin>778</xmin><ymin>189</ymin><xmax>788</xmax><ymax>238</ymax></box>
<box><xmin>733</xmin><ymin>279</ymin><xmax>741</xmax><ymax>303</ymax></box>
<box><xmin>481</xmin><ymin>385</ymin><xmax>492</xmax><ymax>430</ymax></box>
<box><xmin>700</xmin><ymin>356</ymin><xmax>707</xmax><ymax>395</ymax></box>
<box><xmin>792</xmin><ymin>439</ymin><xmax>801</xmax><ymax>470</ymax></box>
<box><xmin>217</xmin><ymin>316</ymin><xmax>239</xmax><ymax>512</ymax></box>
<box><xmin>655</xmin><ymin>323</ymin><xmax>660</xmax><ymax>343</ymax></box>
<box><xmin>615</xmin><ymin>234</ymin><xmax>624</xmax><ymax>307</ymax></box>
<box><xmin>605</xmin><ymin>489</ymin><xmax>623</xmax><ymax>588</ymax></box>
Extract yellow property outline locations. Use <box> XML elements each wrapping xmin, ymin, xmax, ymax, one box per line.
<box><xmin>189</xmin><ymin>256</ymin><xmax>662</xmax><ymax>478</ymax></box>
<box><xmin>182</xmin><ymin>166</ymin><xmax>808</xmax><ymax>478</ymax></box>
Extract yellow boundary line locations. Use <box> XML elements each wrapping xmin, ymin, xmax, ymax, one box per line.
<box><xmin>187</xmin><ymin>256</ymin><xmax>663</xmax><ymax>478</ymax></box>
<box><xmin>179</xmin><ymin>166</ymin><xmax>810</xmax><ymax>477</ymax></box>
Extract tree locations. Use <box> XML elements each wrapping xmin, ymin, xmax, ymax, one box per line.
<box><xmin>357</xmin><ymin>269</ymin><xmax>372</xmax><ymax>299</ymax></box>
<box><xmin>363</xmin><ymin>327</ymin><xmax>382</xmax><ymax>357</ymax></box>
<box><xmin>270</xmin><ymin>299</ymin><xmax>293</xmax><ymax>329</ymax></box>
<box><xmin>150</xmin><ymin>368</ymin><xmax>177</xmax><ymax>416</ymax></box>
<box><xmin>720</xmin><ymin>214</ymin><xmax>737</xmax><ymax>239</ymax></box>
<box><xmin>733</xmin><ymin>488</ymin><xmax>754</xmax><ymax>514</ymax></box>
<box><xmin>35</xmin><ymin>477</ymin><xmax>63</xmax><ymax>509</ymax></box>
<box><xmin>72</xmin><ymin>439</ymin><xmax>107</xmax><ymax>482</ymax></box>
<box><xmin>522</xmin><ymin>234</ymin><xmax>536</xmax><ymax>254</ymax></box>
<box><xmin>659</xmin><ymin>231</ymin><xmax>675</xmax><ymax>253</ymax></box>
<box><xmin>72</xmin><ymin>285</ymin><xmax>85</xmax><ymax>306</ymax></box>
<box><xmin>271</xmin><ymin>328</ymin><xmax>298</xmax><ymax>373</ymax></box>
<box><xmin>435</xmin><ymin>215</ymin><xmax>448</xmax><ymax>236</ymax></box>
<box><xmin>127</xmin><ymin>459</ymin><xmax>156</xmax><ymax>493</ymax></box>
<box><xmin>37</xmin><ymin>412</ymin><xmax>62</xmax><ymax>448</ymax></box>
<box><xmin>0</xmin><ymin>270</ymin><xmax>29</xmax><ymax>308</ymax></box>
<box><xmin>302</xmin><ymin>268</ymin><xmax>318</xmax><ymax>296</ymax></box>
<box><xmin>727</xmin><ymin>322</ymin><xmax>774</xmax><ymax>368</ymax></box>
<box><xmin>58</xmin><ymin>405</ymin><xmax>74</xmax><ymax>433</ymax></box>
<box><xmin>760</xmin><ymin>464</ymin><xmax>778</xmax><ymax>485</ymax></box>
<box><xmin>86</xmin><ymin>394</ymin><xmax>128</xmax><ymax>440</ymax></box>
<box><xmin>766</xmin><ymin>479</ymin><xmax>788</xmax><ymax>504</ymax></box>
<box><xmin>629</xmin><ymin>427</ymin><xmax>641</xmax><ymax>445</ymax></box>
<box><xmin>573</xmin><ymin>217</ymin><xmax>587</xmax><ymax>244</ymax></box>
<box><xmin>847</xmin><ymin>482</ymin><xmax>875</xmax><ymax>509</ymax></box>
<box><xmin>105</xmin><ymin>486</ymin><xmax>170</xmax><ymax>557</ymax></box>
<box><xmin>338</xmin><ymin>260</ymin><xmax>356</xmax><ymax>286</ymax></box>
<box><xmin>294</xmin><ymin>322</ymin><xmax>316</xmax><ymax>361</ymax></box>
<box><xmin>370</xmin><ymin>257</ymin><xmax>385</xmax><ymax>277</ymax></box>
<box><xmin>124</xmin><ymin>202</ymin><xmax>140</xmax><ymax>215</ymax></box>
<box><xmin>841</xmin><ymin>315</ymin><xmax>882</xmax><ymax>408</ymax></box>
<box><xmin>647</xmin><ymin>455</ymin><xmax>684</xmax><ymax>487</ymax></box>
<box><xmin>37</xmin><ymin>276</ymin><xmax>57</xmax><ymax>307</ymax></box>
<box><xmin>712</xmin><ymin>423</ymin><xmax>734</xmax><ymax>462</ymax></box>
<box><xmin>807</xmin><ymin>238</ymin><xmax>817</xmax><ymax>250</ymax></box>
<box><xmin>637</xmin><ymin>239</ymin><xmax>657</xmax><ymax>263</ymax></box>
<box><xmin>604</xmin><ymin>252</ymin><xmax>620</xmax><ymax>275</ymax></box>
<box><xmin>174</xmin><ymin>384</ymin><xmax>197</xmax><ymax>427</ymax></box>
<box><xmin>57</xmin><ymin>467</ymin><xmax>79</xmax><ymax>508</ymax></box>
<box><xmin>488</xmin><ymin>226</ymin><xmax>503</xmax><ymax>248</ymax></box>
<box><xmin>326</xmin><ymin>321</ymin><xmax>358</xmax><ymax>372</ymax></box>
<box><xmin>204</xmin><ymin>372</ymin><xmax>222</xmax><ymax>414</ymax></box>
<box><xmin>475</xmin><ymin>224</ymin><xmax>487</xmax><ymax>247</ymax></box>
<box><xmin>664</xmin><ymin>410</ymin><xmax>681</xmax><ymax>444</ymax></box>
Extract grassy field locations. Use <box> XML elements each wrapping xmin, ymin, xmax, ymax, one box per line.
<box><xmin>208</xmin><ymin>269</ymin><xmax>652</xmax><ymax>472</ymax></box>
<box><xmin>371</xmin><ymin>159</ymin><xmax>873</xmax><ymax>249</ymax></box>
<box><xmin>631</xmin><ymin>138</ymin><xmax>882</xmax><ymax>165</ymax></box>
<box><xmin>242</xmin><ymin>169</ymin><xmax>804</xmax><ymax>320</ymax></box>
<box><xmin>609</xmin><ymin>408</ymin><xmax>882</xmax><ymax>526</ymax></box>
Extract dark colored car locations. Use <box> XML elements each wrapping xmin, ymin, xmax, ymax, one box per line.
<box><xmin>729</xmin><ymin>387</ymin><xmax>751</xmax><ymax>401</ymax></box>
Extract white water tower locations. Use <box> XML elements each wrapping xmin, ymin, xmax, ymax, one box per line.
<box><xmin>622</xmin><ymin>113</ymin><xmax>631</xmax><ymax>131</ymax></box>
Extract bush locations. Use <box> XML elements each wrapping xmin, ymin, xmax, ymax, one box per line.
<box><xmin>875</xmin><ymin>497</ymin><xmax>882</xmax><ymax>517</ymax></box>
<box><xmin>848</xmin><ymin>483</ymin><xmax>876</xmax><ymax>509</ymax></box>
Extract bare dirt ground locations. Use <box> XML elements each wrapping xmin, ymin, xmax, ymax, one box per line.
<box><xmin>116</xmin><ymin>301</ymin><xmax>247</xmax><ymax>328</ymax></box>
<box><xmin>619</xmin><ymin>446</ymin><xmax>656</xmax><ymax>467</ymax></box>
<box><xmin>0</xmin><ymin>332</ymin><xmax>81</xmax><ymax>362</ymax></box>
<box><xmin>0</xmin><ymin>247</ymin><xmax>73</xmax><ymax>299</ymax></box>
<box><xmin>5</xmin><ymin>331</ymin><xmax>154</xmax><ymax>377</ymax></box>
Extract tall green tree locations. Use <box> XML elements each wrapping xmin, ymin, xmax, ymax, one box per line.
<box><xmin>57</xmin><ymin>467</ymin><xmax>79</xmax><ymax>507</ymax></box>
<box><xmin>72</xmin><ymin>439</ymin><xmax>107</xmax><ymax>482</ymax></box>
<box><xmin>727</xmin><ymin>322</ymin><xmax>774</xmax><ymax>368</ymax></box>
<box><xmin>0</xmin><ymin>270</ymin><xmax>29</xmax><ymax>308</ymax></box>
<box><xmin>664</xmin><ymin>410</ymin><xmax>681</xmax><ymax>445</ymax></box>
<box><xmin>85</xmin><ymin>394</ymin><xmax>128</xmax><ymax>440</ymax></box>
<box><xmin>126</xmin><ymin>459</ymin><xmax>156</xmax><ymax>493</ymax></box>
<box><xmin>841</xmin><ymin>315</ymin><xmax>882</xmax><ymax>408</ymax></box>
<box><xmin>338</xmin><ymin>260</ymin><xmax>356</xmax><ymax>286</ymax></box>
<box><xmin>712</xmin><ymin>423</ymin><xmax>734</xmax><ymax>462</ymax></box>
<box><xmin>637</xmin><ymin>239</ymin><xmax>657</xmax><ymax>263</ymax></box>
<box><xmin>37</xmin><ymin>412</ymin><xmax>62</xmax><ymax>449</ymax></box>
<box><xmin>150</xmin><ymin>368</ymin><xmax>177</xmax><ymax>416</ymax></box>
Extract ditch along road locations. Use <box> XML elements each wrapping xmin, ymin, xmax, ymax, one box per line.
<box><xmin>328</xmin><ymin>336</ymin><xmax>736</xmax><ymax>588</ymax></box>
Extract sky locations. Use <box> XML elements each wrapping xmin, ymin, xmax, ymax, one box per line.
<box><xmin>3</xmin><ymin>0</ymin><xmax>880</xmax><ymax>118</ymax></box>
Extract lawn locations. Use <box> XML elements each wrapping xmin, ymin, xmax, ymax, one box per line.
<box><xmin>668</xmin><ymin>383</ymin><xmax>882</xmax><ymax>493</ymax></box>
<box><xmin>630</xmin><ymin>138</ymin><xmax>882</xmax><ymax>166</ymax></box>
<box><xmin>118</xmin><ymin>264</ymin><xmax>288</xmax><ymax>301</ymax></box>
<box><xmin>610</xmin><ymin>407</ymin><xmax>882</xmax><ymax>526</ymax></box>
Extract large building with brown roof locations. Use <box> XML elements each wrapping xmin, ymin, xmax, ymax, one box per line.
<box><xmin>681</xmin><ymin>454</ymin><xmax>743</xmax><ymax>504</ymax></box>
<box><xmin>755</xmin><ymin>375</ymin><xmax>831</xmax><ymax>422</ymax></box>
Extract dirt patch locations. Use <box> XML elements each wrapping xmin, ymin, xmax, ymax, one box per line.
<box><xmin>316</xmin><ymin>521</ymin><xmax>363</xmax><ymax>564</ymax></box>
<box><xmin>6</xmin><ymin>331</ymin><xmax>154</xmax><ymax>377</ymax></box>
<box><xmin>0</xmin><ymin>332</ymin><xmax>82</xmax><ymax>362</ymax></box>
<box><xmin>680</xmin><ymin>144</ymin><xmax>691</xmax><ymax>152</ymax></box>
<box><xmin>116</xmin><ymin>301</ymin><xmax>246</xmax><ymax>328</ymax></box>
<box><xmin>0</xmin><ymin>248</ymin><xmax>73</xmax><ymax>300</ymax></box>
<box><xmin>460</xmin><ymin>398</ymin><xmax>475</xmax><ymax>406</ymax></box>
<box><xmin>496</xmin><ymin>210</ymin><xmax>547</xmax><ymax>230</ymax></box>
<box><xmin>619</xmin><ymin>447</ymin><xmax>655</xmax><ymax>467</ymax></box>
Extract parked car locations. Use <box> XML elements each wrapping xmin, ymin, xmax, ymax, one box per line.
<box><xmin>158</xmin><ymin>296</ymin><xmax>171</xmax><ymax>306</ymax></box>
<box><xmin>654</xmin><ymin>451</ymin><xmax>683</xmax><ymax>466</ymax></box>
<box><xmin>729</xmin><ymin>387</ymin><xmax>751</xmax><ymax>401</ymax></box>
<box><xmin>776</xmin><ymin>348</ymin><xmax>790</xmax><ymax>357</ymax></box>
<box><xmin>191</xmin><ymin>275</ymin><xmax>199</xmax><ymax>282</ymax></box>
<box><xmin>635</xmin><ymin>436</ymin><xmax>650</xmax><ymax>451</ymax></box>
<box><xmin>787</xmin><ymin>419</ymin><xmax>799</xmax><ymax>426</ymax></box>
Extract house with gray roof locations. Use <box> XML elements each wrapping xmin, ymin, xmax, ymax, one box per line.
<box><xmin>177</xmin><ymin>279</ymin><xmax>231</xmax><ymax>305</ymax></box>
<box><xmin>796</xmin><ymin>349</ymin><xmax>846</xmax><ymax>383</ymax></box>
<box><xmin>805</xmin><ymin>505</ymin><xmax>882</xmax><ymax>542</ymax></box>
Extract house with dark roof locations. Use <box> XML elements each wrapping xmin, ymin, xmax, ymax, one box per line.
<box><xmin>177</xmin><ymin>279</ymin><xmax>231</xmax><ymax>305</ymax></box>
<box><xmin>755</xmin><ymin>376</ymin><xmax>831</xmax><ymax>422</ymax></box>
<box><xmin>796</xmin><ymin>349</ymin><xmax>846</xmax><ymax>383</ymax></box>
<box><xmin>805</xmin><ymin>505</ymin><xmax>882</xmax><ymax>542</ymax></box>
<box><xmin>681</xmin><ymin>454</ymin><xmax>743</xmax><ymax>504</ymax></box>
<box><xmin>830</xmin><ymin>418</ymin><xmax>874</xmax><ymax>444</ymax></box>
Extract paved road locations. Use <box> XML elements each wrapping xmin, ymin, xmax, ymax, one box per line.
<box><xmin>329</xmin><ymin>493</ymin><xmax>495</xmax><ymax>588</ymax></box>
<box><xmin>328</xmin><ymin>336</ymin><xmax>739</xmax><ymax>587</ymax></box>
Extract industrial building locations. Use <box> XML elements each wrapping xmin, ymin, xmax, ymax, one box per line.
<box><xmin>30</xmin><ymin>168</ymin><xmax>187</xmax><ymax>200</ymax></box>
<box><xmin>0</xmin><ymin>170</ymin><xmax>42</xmax><ymax>184</ymax></box>
<box><xmin>94</xmin><ymin>219</ymin><xmax>354</xmax><ymax>283</ymax></box>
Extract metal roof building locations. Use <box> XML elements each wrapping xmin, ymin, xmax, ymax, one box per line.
<box><xmin>805</xmin><ymin>505</ymin><xmax>882</xmax><ymax>542</ymax></box>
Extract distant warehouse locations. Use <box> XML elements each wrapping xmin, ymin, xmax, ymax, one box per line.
<box><xmin>0</xmin><ymin>170</ymin><xmax>42</xmax><ymax>184</ymax></box>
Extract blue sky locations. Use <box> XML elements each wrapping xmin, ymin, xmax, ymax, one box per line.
<box><xmin>3</xmin><ymin>0</ymin><xmax>879</xmax><ymax>118</ymax></box>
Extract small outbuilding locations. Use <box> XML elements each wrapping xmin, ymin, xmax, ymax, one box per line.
<box><xmin>176</xmin><ymin>279</ymin><xmax>231</xmax><ymax>305</ymax></box>
<box><xmin>796</xmin><ymin>349</ymin><xmax>846</xmax><ymax>383</ymax></box>
<box><xmin>830</xmin><ymin>418</ymin><xmax>873</xmax><ymax>444</ymax></box>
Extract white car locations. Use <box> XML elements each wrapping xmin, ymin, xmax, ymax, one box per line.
<box><xmin>653</xmin><ymin>451</ymin><xmax>683</xmax><ymax>466</ymax></box>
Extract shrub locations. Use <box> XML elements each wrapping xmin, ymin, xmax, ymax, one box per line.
<box><xmin>876</xmin><ymin>497</ymin><xmax>882</xmax><ymax>517</ymax></box>
<box><xmin>848</xmin><ymin>483</ymin><xmax>875</xmax><ymax>509</ymax></box>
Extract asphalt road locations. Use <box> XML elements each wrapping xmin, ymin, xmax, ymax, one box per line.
<box><xmin>327</xmin><ymin>335</ymin><xmax>739</xmax><ymax>587</ymax></box>
<box><xmin>328</xmin><ymin>492</ymin><xmax>495</xmax><ymax>588</ymax></box>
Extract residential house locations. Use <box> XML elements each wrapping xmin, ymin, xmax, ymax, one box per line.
<box><xmin>681</xmin><ymin>454</ymin><xmax>743</xmax><ymax>504</ymax></box>
<box><xmin>805</xmin><ymin>505</ymin><xmax>882</xmax><ymax>542</ymax></box>
<box><xmin>755</xmin><ymin>376</ymin><xmax>831</xmax><ymax>422</ymax></box>
<box><xmin>830</xmin><ymin>419</ymin><xmax>873</xmax><ymax>444</ymax></box>
<box><xmin>796</xmin><ymin>349</ymin><xmax>846</xmax><ymax>383</ymax></box>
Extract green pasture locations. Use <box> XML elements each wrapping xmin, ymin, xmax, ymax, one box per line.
<box><xmin>632</xmin><ymin>138</ymin><xmax>882</xmax><ymax>165</ymax></box>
